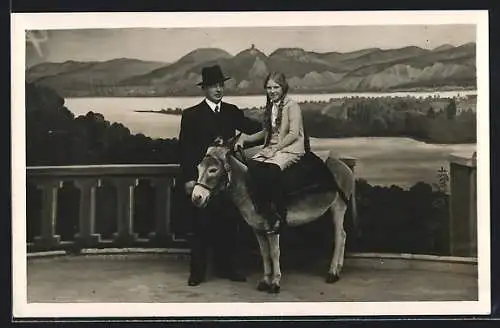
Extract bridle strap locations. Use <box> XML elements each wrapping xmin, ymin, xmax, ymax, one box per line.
<box><xmin>194</xmin><ymin>182</ymin><xmax>214</xmax><ymax>192</ymax></box>
<box><xmin>195</xmin><ymin>155</ymin><xmax>230</xmax><ymax>195</ymax></box>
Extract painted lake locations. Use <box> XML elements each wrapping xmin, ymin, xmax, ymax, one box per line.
<box><xmin>64</xmin><ymin>93</ymin><xmax>476</xmax><ymax>188</ymax></box>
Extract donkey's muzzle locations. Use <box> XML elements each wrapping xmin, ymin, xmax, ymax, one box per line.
<box><xmin>192</xmin><ymin>193</ymin><xmax>203</xmax><ymax>207</ymax></box>
<box><xmin>191</xmin><ymin>184</ymin><xmax>210</xmax><ymax>208</ymax></box>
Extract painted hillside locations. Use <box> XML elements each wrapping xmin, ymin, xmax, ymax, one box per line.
<box><xmin>26</xmin><ymin>43</ymin><xmax>476</xmax><ymax>97</ymax></box>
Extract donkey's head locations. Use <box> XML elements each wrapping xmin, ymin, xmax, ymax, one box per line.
<box><xmin>191</xmin><ymin>133</ymin><xmax>241</xmax><ymax>208</ymax></box>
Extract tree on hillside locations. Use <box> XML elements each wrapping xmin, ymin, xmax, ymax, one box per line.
<box><xmin>445</xmin><ymin>98</ymin><xmax>457</xmax><ymax>119</ymax></box>
<box><xmin>427</xmin><ymin>107</ymin><xmax>437</xmax><ymax>119</ymax></box>
<box><xmin>26</xmin><ymin>82</ymin><xmax>180</xmax><ymax>166</ymax></box>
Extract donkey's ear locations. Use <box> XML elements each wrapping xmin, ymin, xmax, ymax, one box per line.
<box><xmin>226</xmin><ymin>132</ymin><xmax>242</xmax><ymax>150</ymax></box>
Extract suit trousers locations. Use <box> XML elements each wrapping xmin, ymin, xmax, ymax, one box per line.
<box><xmin>188</xmin><ymin>192</ymin><xmax>241</xmax><ymax>280</ymax></box>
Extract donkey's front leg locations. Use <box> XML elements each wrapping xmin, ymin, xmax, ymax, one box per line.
<box><xmin>254</xmin><ymin>231</ymin><xmax>272</xmax><ymax>291</ymax></box>
<box><xmin>267</xmin><ymin>233</ymin><xmax>281</xmax><ymax>293</ymax></box>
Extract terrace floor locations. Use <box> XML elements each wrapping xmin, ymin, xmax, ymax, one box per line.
<box><xmin>27</xmin><ymin>251</ymin><xmax>478</xmax><ymax>303</ymax></box>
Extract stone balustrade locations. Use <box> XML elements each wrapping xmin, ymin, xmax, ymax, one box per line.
<box><xmin>26</xmin><ymin>155</ymin><xmax>357</xmax><ymax>253</ymax></box>
<box><xmin>26</xmin><ymin>153</ymin><xmax>479</xmax><ymax>258</ymax></box>
<box><xmin>27</xmin><ymin>164</ymin><xmax>179</xmax><ymax>252</ymax></box>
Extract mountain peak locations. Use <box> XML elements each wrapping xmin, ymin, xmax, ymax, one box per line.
<box><xmin>458</xmin><ymin>42</ymin><xmax>476</xmax><ymax>49</ymax></box>
<box><xmin>235</xmin><ymin>46</ymin><xmax>267</xmax><ymax>58</ymax></box>
<box><xmin>270</xmin><ymin>47</ymin><xmax>307</xmax><ymax>57</ymax></box>
<box><xmin>103</xmin><ymin>57</ymin><xmax>166</xmax><ymax>65</ymax></box>
<box><xmin>178</xmin><ymin>48</ymin><xmax>232</xmax><ymax>64</ymax></box>
<box><xmin>107</xmin><ymin>57</ymin><xmax>135</xmax><ymax>62</ymax></box>
<box><xmin>28</xmin><ymin>43</ymin><xmax>477</xmax><ymax>96</ymax></box>
<box><xmin>58</xmin><ymin>59</ymin><xmax>96</xmax><ymax>65</ymax></box>
<box><xmin>400</xmin><ymin>45</ymin><xmax>426</xmax><ymax>51</ymax></box>
<box><xmin>433</xmin><ymin>44</ymin><xmax>455</xmax><ymax>51</ymax></box>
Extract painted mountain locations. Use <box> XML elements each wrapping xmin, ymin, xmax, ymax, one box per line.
<box><xmin>26</xmin><ymin>43</ymin><xmax>476</xmax><ymax>97</ymax></box>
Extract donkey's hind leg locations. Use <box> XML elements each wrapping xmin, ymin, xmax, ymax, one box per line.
<box><xmin>267</xmin><ymin>233</ymin><xmax>281</xmax><ymax>293</ymax></box>
<box><xmin>326</xmin><ymin>194</ymin><xmax>348</xmax><ymax>284</ymax></box>
<box><xmin>254</xmin><ymin>230</ymin><xmax>272</xmax><ymax>291</ymax></box>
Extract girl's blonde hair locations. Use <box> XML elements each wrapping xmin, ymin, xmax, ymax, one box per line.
<box><xmin>261</xmin><ymin>71</ymin><xmax>311</xmax><ymax>152</ymax></box>
<box><xmin>263</xmin><ymin>72</ymin><xmax>288</xmax><ymax>134</ymax></box>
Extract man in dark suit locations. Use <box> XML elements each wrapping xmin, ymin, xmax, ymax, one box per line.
<box><xmin>178</xmin><ymin>65</ymin><xmax>261</xmax><ymax>286</ymax></box>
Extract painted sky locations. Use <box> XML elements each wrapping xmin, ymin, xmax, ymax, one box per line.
<box><xmin>26</xmin><ymin>25</ymin><xmax>476</xmax><ymax>67</ymax></box>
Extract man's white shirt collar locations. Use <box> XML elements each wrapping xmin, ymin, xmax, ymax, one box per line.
<box><xmin>205</xmin><ymin>98</ymin><xmax>221</xmax><ymax>112</ymax></box>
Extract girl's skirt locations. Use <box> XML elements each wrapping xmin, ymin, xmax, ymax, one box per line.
<box><xmin>252</xmin><ymin>150</ymin><xmax>303</xmax><ymax>170</ymax></box>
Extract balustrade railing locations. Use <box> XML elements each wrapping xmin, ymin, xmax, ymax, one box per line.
<box><xmin>26</xmin><ymin>153</ymin><xmax>478</xmax><ymax>257</ymax></box>
<box><xmin>26</xmin><ymin>155</ymin><xmax>357</xmax><ymax>254</ymax></box>
<box><xmin>27</xmin><ymin>164</ymin><xmax>180</xmax><ymax>252</ymax></box>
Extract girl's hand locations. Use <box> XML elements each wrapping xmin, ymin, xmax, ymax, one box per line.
<box><xmin>234</xmin><ymin>137</ymin><xmax>245</xmax><ymax>150</ymax></box>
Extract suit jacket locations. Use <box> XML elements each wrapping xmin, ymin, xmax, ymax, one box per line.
<box><xmin>263</xmin><ymin>96</ymin><xmax>305</xmax><ymax>155</ymax></box>
<box><xmin>178</xmin><ymin>99</ymin><xmax>261</xmax><ymax>184</ymax></box>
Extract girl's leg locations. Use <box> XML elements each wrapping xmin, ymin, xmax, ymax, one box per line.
<box><xmin>265</xmin><ymin>152</ymin><xmax>303</xmax><ymax>234</ymax></box>
<box><xmin>265</xmin><ymin>163</ymin><xmax>286</xmax><ymax>234</ymax></box>
<box><xmin>246</xmin><ymin>159</ymin><xmax>269</xmax><ymax>215</ymax></box>
<box><xmin>247</xmin><ymin>160</ymin><xmax>281</xmax><ymax>232</ymax></box>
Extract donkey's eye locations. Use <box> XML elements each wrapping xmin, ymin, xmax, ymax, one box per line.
<box><xmin>208</xmin><ymin>168</ymin><xmax>218</xmax><ymax>174</ymax></box>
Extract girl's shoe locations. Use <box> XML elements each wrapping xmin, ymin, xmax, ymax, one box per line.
<box><xmin>266</xmin><ymin>220</ymin><xmax>281</xmax><ymax>235</ymax></box>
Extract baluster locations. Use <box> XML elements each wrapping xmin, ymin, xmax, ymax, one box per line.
<box><xmin>112</xmin><ymin>178</ymin><xmax>138</xmax><ymax>245</ymax></box>
<box><xmin>34</xmin><ymin>179</ymin><xmax>62</xmax><ymax>249</ymax></box>
<box><xmin>74</xmin><ymin>178</ymin><xmax>101</xmax><ymax>247</ymax></box>
<box><xmin>469</xmin><ymin>165</ymin><xmax>477</xmax><ymax>256</ymax></box>
<box><xmin>148</xmin><ymin>177</ymin><xmax>173</xmax><ymax>246</ymax></box>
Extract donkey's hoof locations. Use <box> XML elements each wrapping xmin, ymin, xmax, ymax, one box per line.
<box><xmin>256</xmin><ymin>281</ymin><xmax>270</xmax><ymax>292</ymax></box>
<box><xmin>268</xmin><ymin>284</ymin><xmax>281</xmax><ymax>294</ymax></box>
<box><xmin>325</xmin><ymin>273</ymin><xmax>340</xmax><ymax>284</ymax></box>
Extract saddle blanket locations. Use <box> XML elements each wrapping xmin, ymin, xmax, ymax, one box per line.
<box><xmin>281</xmin><ymin>151</ymin><xmax>337</xmax><ymax>198</ymax></box>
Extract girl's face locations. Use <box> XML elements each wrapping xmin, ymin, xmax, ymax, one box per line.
<box><xmin>266</xmin><ymin>79</ymin><xmax>283</xmax><ymax>103</ymax></box>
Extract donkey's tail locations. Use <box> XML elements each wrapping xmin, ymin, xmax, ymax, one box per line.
<box><xmin>325</xmin><ymin>151</ymin><xmax>359</xmax><ymax>239</ymax></box>
<box><xmin>349</xmin><ymin>178</ymin><xmax>360</xmax><ymax>239</ymax></box>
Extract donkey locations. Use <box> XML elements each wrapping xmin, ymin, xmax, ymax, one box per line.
<box><xmin>191</xmin><ymin>135</ymin><xmax>357</xmax><ymax>293</ymax></box>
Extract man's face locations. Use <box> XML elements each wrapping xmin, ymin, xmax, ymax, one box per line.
<box><xmin>203</xmin><ymin>82</ymin><xmax>224</xmax><ymax>103</ymax></box>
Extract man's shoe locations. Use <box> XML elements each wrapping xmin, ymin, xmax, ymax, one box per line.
<box><xmin>188</xmin><ymin>276</ymin><xmax>203</xmax><ymax>286</ymax></box>
<box><xmin>266</xmin><ymin>220</ymin><xmax>281</xmax><ymax>235</ymax></box>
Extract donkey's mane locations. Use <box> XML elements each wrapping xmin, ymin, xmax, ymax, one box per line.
<box><xmin>229</xmin><ymin>149</ymin><xmax>249</xmax><ymax>173</ymax></box>
<box><xmin>207</xmin><ymin>144</ymin><xmax>248</xmax><ymax>171</ymax></box>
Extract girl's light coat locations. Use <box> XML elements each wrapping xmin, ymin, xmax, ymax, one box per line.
<box><xmin>263</xmin><ymin>96</ymin><xmax>306</xmax><ymax>155</ymax></box>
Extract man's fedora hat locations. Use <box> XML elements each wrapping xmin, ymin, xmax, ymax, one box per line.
<box><xmin>197</xmin><ymin>65</ymin><xmax>231</xmax><ymax>86</ymax></box>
